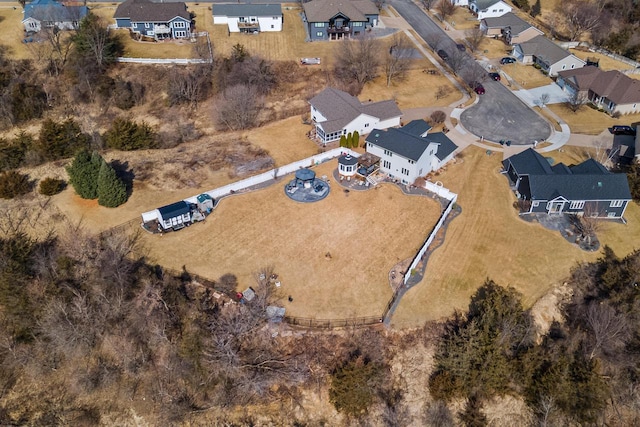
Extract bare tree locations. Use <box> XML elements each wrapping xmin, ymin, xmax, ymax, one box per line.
<box><xmin>435</xmin><ymin>85</ymin><xmax>450</xmax><ymax>100</ymax></box>
<box><xmin>384</xmin><ymin>34</ymin><xmax>414</xmax><ymax>87</ymax></box>
<box><xmin>585</xmin><ymin>302</ymin><xmax>629</xmax><ymax>360</ymax></box>
<box><xmin>374</xmin><ymin>0</ymin><xmax>386</xmax><ymax>10</ymax></box>
<box><xmin>334</xmin><ymin>35</ymin><xmax>381</xmax><ymax>90</ymax></box>
<box><xmin>461</xmin><ymin>65</ymin><xmax>487</xmax><ymax>86</ymax></box>
<box><xmin>422</xmin><ymin>0</ymin><xmax>437</xmax><ymax>10</ymax></box>
<box><xmin>424</xmin><ymin>400</ymin><xmax>454</xmax><ymax>427</ymax></box>
<box><xmin>464</xmin><ymin>28</ymin><xmax>485</xmax><ymax>53</ymax></box>
<box><xmin>168</xmin><ymin>65</ymin><xmax>212</xmax><ymax>109</ymax></box>
<box><xmin>435</xmin><ymin>0</ymin><xmax>456</xmax><ymax>23</ymax></box>
<box><xmin>558</xmin><ymin>0</ymin><xmax>602</xmax><ymax>41</ymax></box>
<box><xmin>447</xmin><ymin>49</ymin><xmax>469</xmax><ymax>75</ymax></box>
<box><xmin>537</xmin><ymin>93</ymin><xmax>550</xmax><ymax>107</ymax></box>
<box><xmin>572</xmin><ymin>205</ymin><xmax>602</xmax><ymax>246</ymax></box>
<box><xmin>425</xmin><ymin>33</ymin><xmax>445</xmax><ymax>51</ymax></box>
<box><xmin>565</xmin><ymin>91</ymin><xmax>587</xmax><ymax>112</ymax></box>
<box><xmin>214</xmin><ymin>84</ymin><xmax>264</xmax><ymax>131</ymax></box>
<box><xmin>28</xmin><ymin>27</ymin><xmax>75</xmax><ymax>76</ymax></box>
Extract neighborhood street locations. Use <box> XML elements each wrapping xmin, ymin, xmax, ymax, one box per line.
<box><xmin>389</xmin><ymin>0</ymin><xmax>552</xmax><ymax>145</ymax></box>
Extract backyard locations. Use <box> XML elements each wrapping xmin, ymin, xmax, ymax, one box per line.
<box><xmin>548</xmin><ymin>103</ymin><xmax>640</xmax><ymax>135</ymax></box>
<box><xmin>391</xmin><ymin>146</ymin><xmax>640</xmax><ymax>327</ymax></box>
<box><xmin>138</xmin><ymin>160</ymin><xmax>443</xmax><ymax>319</ymax></box>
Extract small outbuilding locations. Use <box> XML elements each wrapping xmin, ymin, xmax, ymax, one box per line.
<box><xmin>158</xmin><ymin>200</ymin><xmax>192</xmax><ymax>231</ymax></box>
<box><xmin>295</xmin><ymin>168</ymin><xmax>316</xmax><ymax>188</ymax></box>
<box><xmin>196</xmin><ymin>193</ymin><xmax>214</xmax><ymax>212</ymax></box>
<box><xmin>338</xmin><ymin>154</ymin><xmax>358</xmax><ymax>179</ymax></box>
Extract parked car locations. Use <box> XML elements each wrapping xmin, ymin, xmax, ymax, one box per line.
<box><xmin>489</xmin><ymin>72</ymin><xmax>501</xmax><ymax>81</ymax></box>
<box><xmin>456</xmin><ymin>43</ymin><xmax>465</xmax><ymax>52</ymax></box>
<box><xmin>500</xmin><ymin>57</ymin><xmax>516</xmax><ymax>64</ymax></box>
<box><xmin>474</xmin><ymin>83</ymin><xmax>485</xmax><ymax>95</ymax></box>
<box><xmin>609</xmin><ymin>125</ymin><xmax>637</xmax><ymax>136</ymax></box>
<box><xmin>437</xmin><ymin>49</ymin><xmax>449</xmax><ymax>61</ymax></box>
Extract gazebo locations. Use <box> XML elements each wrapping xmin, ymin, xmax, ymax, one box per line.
<box><xmin>295</xmin><ymin>168</ymin><xmax>316</xmax><ymax>188</ymax></box>
<box><xmin>338</xmin><ymin>154</ymin><xmax>358</xmax><ymax>180</ymax></box>
<box><xmin>285</xmin><ymin>168</ymin><xmax>330</xmax><ymax>203</ymax></box>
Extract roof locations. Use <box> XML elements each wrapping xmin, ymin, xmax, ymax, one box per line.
<box><xmin>303</xmin><ymin>0</ymin><xmax>378</xmax><ymax>22</ymax></box>
<box><xmin>338</xmin><ymin>153</ymin><xmax>358</xmax><ymax>166</ymax></box>
<box><xmin>557</xmin><ymin>66</ymin><xmax>601</xmax><ymax>91</ymax></box>
<box><xmin>357</xmin><ymin>152</ymin><xmax>380</xmax><ymax>168</ymax></box>
<box><xmin>558</xmin><ymin>66</ymin><xmax>640</xmax><ymax>105</ymax></box>
<box><xmin>213</xmin><ymin>4</ymin><xmax>281</xmax><ymax>17</ymax></box>
<box><xmin>365</xmin><ymin>121</ymin><xmax>456</xmax><ymax>162</ymax></box>
<box><xmin>114</xmin><ymin>0</ymin><xmax>190</xmax><ymax>22</ymax></box>
<box><xmin>196</xmin><ymin>193</ymin><xmax>213</xmax><ymax>203</ymax></box>
<box><xmin>529</xmin><ymin>174</ymin><xmax>631</xmax><ymax>201</ymax></box>
<box><xmin>158</xmin><ymin>200</ymin><xmax>190</xmax><ymax>220</ymax></box>
<box><xmin>295</xmin><ymin>168</ymin><xmax>316</xmax><ymax>181</ymax></box>
<box><xmin>309</xmin><ymin>87</ymin><xmax>401</xmax><ymax>134</ymax></box>
<box><xmin>504</xmin><ymin>148</ymin><xmax>632</xmax><ymax>201</ymax></box>
<box><xmin>481</xmin><ymin>12</ymin><xmax>540</xmax><ymax>36</ymax></box>
<box><xmin>23</xmin><ymin>0</ymin><xmax>88</xmax><ymax>23</ymax></box>
<box><xmin>400</xmin><ymin>119</ymin><xmax>432</xmax><ymax>137</ymax></box>
<box><xmin>474</xmin><ymin>0</ymin><xmax>510</xmax><ymax>10</ymax></box>
<box><xmin>515</xmin><ymin>35</ymin><xmax>582</xmax><ymax>66</ymax></box>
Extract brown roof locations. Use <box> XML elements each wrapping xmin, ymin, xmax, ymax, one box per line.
<box><xmin>303</xmin><ymin>0</ymin><xmax>378</xmax><ymax>22</ymax></box>
<box><xmin>114</xmin><ymin>0</ymin><xmax>190</xmax><ymax>22</ymax></box>
<box><xmin>309</xmin><ymin>87</ymin><xmax>401</xmax><ymax>133</ymax></box>
<box><xmin>559</xmin><ymin>66</ymin><xmax>640</xmax><ymax>105</ymax></box>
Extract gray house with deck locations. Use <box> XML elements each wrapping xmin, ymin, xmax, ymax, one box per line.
<box><xmin>114</xmin><ymin>0</ymin><xmax>192</xmax><ymax>40</ymax></box>
<box><xmin>503</xmin><ymin>148</ymin><xmax>631</xmax><ymax>218</ymax></box>
<box><xmin>302</xmin><ymin>0</ymin><xmax>379</xmax><ymax>41</ymax></box>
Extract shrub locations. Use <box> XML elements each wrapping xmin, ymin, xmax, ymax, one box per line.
<box><xmin>329</xmin><ymin>356</ymin><xmax>382</xmax><ymax>417</ymax></box>
<box><xmin>430</xmin><ymin>110</ymin><xmax>447</xmax><ymax>124</ymax></box>
<box><xmin>104</xmin><ymin>118</ymin><xmax>157</xmax><ymax>151</ymax></box>
<box><xmin>352</xmin><ymin>130</ymin><xmax>360</xmax><ymax>148</ymax></box>
<box><xmin>97</xmin><ymin>160</ymin><xmax>127</xmax><ymax>207</ymax></box>
<box><xmin>0</xmin><ymin>132</ymin><xmax>35</xmax><ymax>172</ymax></box>
<box><xmin>339</xmin><ymin>135</ymin><xmax>347</xmax><ymax>147</ymax></box>
<box><xmin>0</xmin><ymin>170</ymin><xmax>31</xmax><ymax>199</ymax></box>
<box><xmin>39</xmin><ymin>177</ymin><xmax>66</xmax><ymax>196</ymax></box>
<box><xmin>37</xmin><ymin>119</ymin><xmax>91</xmax><ymax>161</ymax></box>
<box><xmin>66</xmin><ymin>150</ymin><xmax>102</xmax><ymax>199</ymax></box>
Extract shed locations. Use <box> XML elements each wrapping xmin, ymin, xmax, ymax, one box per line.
<box><xmin>266</xmin><ymin>305</ymin><xmax>286</xmax><ymax>322</ymax></box>
<box><xmin>196</xmin><ymin>193</ymin><xmax>214</xmax><ymax>212</ymax></box>
<box><xmin>295</xmin><ymin>168</ymin><xmax>316</xmax><ymax>188</ymax></box>
<box><xmin>157</xmin><ymin>200</ymin><xmax>192</xmax><ymax>230</ymax></box>
<box><xmin>338</xmin><ymin>154</ymin><xmax>358</xmax><ymax>178</ymax></box>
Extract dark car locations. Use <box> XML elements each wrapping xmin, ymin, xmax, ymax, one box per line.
<box><xmin>609</xmin><ymin>125</ymin><xmax>636</xmax><ymax>136</ymax></box>
<box><xmin>489</xmin><ymin>72</ymin><xmax>501</xmax><ymax>81</ymax></box>
<box><xmin>456</xmin><ymin>43</ymin><xmax>466</xmax><ymax>52</ymax></box>
<box><xmin>500</xmin><ymin>57</ymin><xmax>516</xmax><ymax>64</ymax></box>
<box><xmin>437</xmin><ymin>49</ymin><xmax>449</xmax><ymax>61</ymax></box>
<box><xmin>474</xmin><ymin>83</ymin><xmax>485</xmax><ymax>95</ymax></box>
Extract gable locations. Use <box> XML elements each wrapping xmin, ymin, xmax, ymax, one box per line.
<box><xmin>115</xmin><ymin>0</ymin><xmax>190</xmax><ymax>22</ymax></box>
<box><xmin>303</xmin><ymin>0</ymin><xmax>377</xmax><ymax>22</ymax></box>
<box><xmin>213</xmin><ymin>4</ymin><xmax>282</xmax><ymax>18</ymax></box>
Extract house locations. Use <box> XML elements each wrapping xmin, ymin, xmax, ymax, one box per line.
<box><xmin>480</xmin><ymin>12</ymin><xmax>543</xmax><ymax>45</ymax></box>
<box><xmin>469</xmin><ymin>0</ymin><xmax>512</xmax><ymax>20</ymax></box>
<box><xmin>156</xmin><ymin>200</ymin><xmax>193</xmax><ymax>231</ymax></box>
<box><xmin>113</xmin><ymin>0</ymin><xmax>192</xmax><ymax>40</ymax></box>
<box><xmin>22</xmin><ymin>0</ymin><xmax>88</xmax><ymax>33</ymax></box>
<box><xmin>512</xmin><ymin>35</ymin><xmax>585</xmax><ymax>77</ymax></box>
<box><xmin>450</xmin><ymin>0</ymin><xmax>470</xmax><ymax>7</ymax></box>
<box><xmin>309</xmin><ymin>87</ymin><xmax>402</xmax><ymax>144</ymax></box>
<box><xmin>364</xmin><ymin>120</ymin><xmax>458</xmax><ymax>185</ymax></box>
<box><xmin>503</xmin><ymin>148</ymin><xmax>632</xmax><ymax>218</ymax></box>
<box><xmin>212</xmin><ymin>4</ymin><xmax>282</xmax><ymax>33</ymax></box>
<box><xmin>556</xmin><ymin>66</ymin><xmax>640</xmax><ymax>116</ymax></box>
<box><xmin>302</xmin><ymin>0</ymin><xmax>379</xmax><ymax>41</ymax></box>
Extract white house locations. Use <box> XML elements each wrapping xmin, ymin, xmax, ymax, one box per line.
<box><xmin>513</xmin><ymin>35</ymin><xmax>585</xmax><ymax>77</ymax></box>
<box><xmin>450</xmin><ymin>0</ymin><xmax>469</xmax><ymax>7</ymax></box>
<box><xmin>213</xmin><ymin>4</ymin><xmax>282</xmax><ymax>33</ymax></box>
<box><xmin>309</xmin><ymin>88</ymin><xmax>402</xmax><ymax>145</ymax></box>
<box><xmin>470</xmin><ymin>0</ymin><xmax>512</xmax><ymax>20</ymax></box>
<box><xmin>364</xmin><ymin>120</ymin><xmax>458</xmax><ymax>185</ymax></box>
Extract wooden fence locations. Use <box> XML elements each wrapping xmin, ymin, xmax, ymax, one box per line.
<box><xmin>284</xmin><ymin>315</ymin><xmax>383</xmax><ymax>329</ymax></box>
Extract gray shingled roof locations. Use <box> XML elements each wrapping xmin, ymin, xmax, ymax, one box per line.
<box><xmin>516</xmin><ymin>35</ymin><xmax>580</xmax><ymax>66</ymax></box>
<box><xmin>158</xmin><ymin>201</ymin><xmax>190</xmax><ymax>220</ymax></box>
<box><xmin>481</xmin><ymin>12</ymin><xmax>540</xmax><ymax>36</ymax></box>
<box><xmin>213</xmin><ymin>4</ymin><xmax>281</xmax><ymax>17</ymax></box>
<box><xmin>309</xmin><ymin>88</ymin><xmax>401</xmax><ymax>134</ymax></box>
<box><xmin>474</xmin><ymin>0</ymin><xmax>508</xmax><ymax>10</ymax></box>
<box><xmin>24</xmin><ymin>0</ymin><xmax>88</xmax><ymax>23</ymax></box>
<box><xmin>502</xmin><ymin>148</ymin><xmax>553</xmax><ymax>175</ymax></box>
<box><xmin>114</xmin><ymin>0</ymin><xmax>190</xmax><ymax>22</ymax></box>
<box><xmin>400</xmin><ymin>119</ymin><xmax>432</xmax><ymax>136</ymax></box>
<box><xmin>570</xmin><ymin>158</ymin><xmax>609</xmax><ymax>175</ymax></box>
<box><xmin>303</xmin><ymin>0</ymin><xmax>377</xmax><ymax>22</ymax></box>
<box><xmin>365</xmin><ymin>121</ymin><xmax>457</xmax><ymax>162</ymax></box>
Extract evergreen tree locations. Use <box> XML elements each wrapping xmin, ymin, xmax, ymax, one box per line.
<box><xmin>97</xmin><ymin>160</ymin><xmax>127</xmax><ymax>208</ymax></box>
<box><xmin>352</xmin><ymin>131</ymin><xmax>360</xmax><ymax>148</ymax></box>
<box><xmin>104</xmin><ymin>119</ymin><xmax>157</xmax><ymax>151</ymax></box>
<box><xmin>66</xmin><ymin>150</ymin><xmax>101</xmax><ymax>199</ymax></box>
<box><xmin>38</xmin><ymin>119</ymin><xmax>90</xmax><ymax>161</ymax></box>
<box><xmin>339</xmin><ymin>135</ymin><xmax>347</xmax><ymax>148</ymax></box>
<box><xmin>346</xmin><ymin>133</ymin><xmax>353</xmax><ymax>149</ymax></box>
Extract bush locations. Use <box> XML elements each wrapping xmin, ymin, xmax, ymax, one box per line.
<box><xmin>352</xmin><ymin>130</ymin><xmax>360</xmax><ymax>148</ymax></box>
<box><xmin>66</xmin><ymin>150</ymin><xmax>102</xmax><ymax>199</ymax></box>
<box><xmin>39</xmin><ymin>177</ymin><xmax>66</xmax><ymax>196</ymax></box>
<box><xmin>97</xmin><ymin>160</ymin><xmax>127</xmax><ymax>208</ymax></box>
<box><xmin>0</xmin><ymin>132</ymin><xmax>35</xmax><ymax>172</ymax></box>
<box><xmin>0</xmin><ymin>170</ymin><xmax>31</xmax><ymax>199</ymax></box>
<box><xmin>430</xmin><ymin>110</ymin><xmax>447</xmax><ymax>124</ymax></box>
<box><xmin>104</xmin><ymin>118</ymin><xmax>157</xmax><ymax>151</ymax></box>
<box><xmin>37</xmin><ymin>119</ymin><xmax>91</xmax><ymax>161</ymax></box>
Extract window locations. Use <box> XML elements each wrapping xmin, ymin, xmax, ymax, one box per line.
<box><xmin>562</xmin><ymin>65</ymin><xmax>566</xmax><ymax>70</ymax></box>
<box><xmin>570</xmin><ymin>201</ymin><xmax>585</xmax><ymax>209</ymax></box>
<box><xmin>271</xmin><ymin>25</ymin><xmax>274</xmax><ymax>29</ymax></box>
<box><xmin>498</xmin><ymin>8</ymin><xmax>504</xmax><ymax>11</ymax></box>
<box><xmin>384</xmin><ymin>150</ymin><xmax>392</xmax><ymax>157</ymax></box>
<box><xmin>532</xmin><ymin>201</ymin><xmax>539</xmax><ymax>207</ymax></box>
<box><xmin>364</xmin><ymin>123</ymin><xmax>369</xmax><ymax>128</ymax></box>
<box><xmin>609</xmin><ymin>101</ymin><xmax>615</xmax><ymax>110</ymax></box>
<box><xmin>316</xmin><ymin>31</ymin><xmax>323</xmax><ymax>37</ymax></box>
<box><xmin>174</xmin><ymin>21</ymin><xmax>185</xmax><ymax>28</ymax></box>
<box><xmin>314</xmin><ymin>22</ymin><xmax>324</xmax><ymax>27</ymax></box>
<box><xmin>383</xmin><ymin>160</ymin><xmax>391</xmax><ymax>169</ymax></box>
<box><xmin>401</xmin><ymin>168</ymin><xmax>409</xmax><ymax>176</ymax></box>
<box><xmin>145</xmin><ymin>22</ymin><xmax>150</xmax><ymax>28</ymax></box>
<box><xmin>571</xmin><ymin>64</ymin><xmax>575</xmax><ymax>69</ymax></box>
<box><xmin>273</xmin><ymin>16</ymin><xmax>279</xmax><ymax>20</ymax></box>
<box><xmin>608</xmin><ymin>212</ymin><xmax>616</xmax><ymax>218</ymax></box>
<box><xmin>175</xmin><ymin>31</ymin><xmax>186</xmax><ymax>38</ymax></box>
<box><xmin>353</xmin><ymin>22</ymin><xmax>363</xmax><ymax>27</ymax></box>
<box><xmin>610</xmin><ymin>200</ymin><xmax>624</xmax><ymax>208</ymax></box>
<box><xmin>408</xmin><ymin>160</ymin><xmax>415</xmax><ymax>164</ymax></box>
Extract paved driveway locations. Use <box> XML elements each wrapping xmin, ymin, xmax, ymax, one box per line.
<box><xmin>389</xmin><ymin>0</ymin><xmax>551</xmax><ymax>145</ymax></box>
<box><xmin>513</xmin><ymin>83</ymin><xmax>569</xmax><ymax>107</ymax></box>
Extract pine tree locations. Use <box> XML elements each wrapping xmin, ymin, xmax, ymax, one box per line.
<box><xmin>339</xmin><ymin>135</ymin><xmax>347</xmax><ymax>148</ymax></box>
<box><xmin>66</xmin><ymin>150</ymin><xmax>101</xmax><ymax>199</ymax></box>
<box><xmin>352</xmin><ymin>131</ymin><xmax>360</xmax><ymax>148</ymax></box>
<box><xmin>97</xmin><ymin>160</ymin><xmax>127</xmax><ymax>208</ymax></box>
<box><xmin>346</xmin><ymin>133</ymin><xmax>353</xmax><ymax>149</ymax></box>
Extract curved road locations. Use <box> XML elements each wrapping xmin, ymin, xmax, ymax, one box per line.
<box><xmin>389</xmin><ymin>0</ymin><xmax>551</xmax><ymax>145</ymax></box>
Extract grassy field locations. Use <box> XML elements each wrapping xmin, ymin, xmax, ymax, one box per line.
<box><xmin>447</xmin><ymin>7</ymin><xmax>479</xmax><ymax>31</ymax></box>
<box><xmin>569</xmin><ymin>49</ymin><xmax>635</xmax><ymax>71</ymax></box>
<box><xmin>0</xmin><ymin>4</ymin><xmax>32</xmax><ymax>60</ymax></box>
<box><xmin>547</xmin><ymin>103</ymin><xmax>640</xmax><ymax>135</ymax></box>
<box><xmin>501</xmin><ymin>63</ymin><xmax>553</xmax><ymax>89</ymax></box>
<box><xmin>138</xmin><ymin>160</ymin><xmax>442</xmax><ymax>319</ymax></box>
<box><xmin>391</xmin><ymin>146</ymin><xmax>640</xmax><ymax>327</ymax></box>
<box><xmin>479</xmin><ymin>37</ymin><xmax>513</xmax><ymax>60</ymax></box>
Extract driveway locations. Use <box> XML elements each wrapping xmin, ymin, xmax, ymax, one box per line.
<box><xmin>513</xmin><ymin>83</ymin><xmax>569</xmax><ymax>107</ymax></box>
<box><xmin>389</xmin><ymin>0</ymin><xmax>551</xmax><ymax>145</ymax></box>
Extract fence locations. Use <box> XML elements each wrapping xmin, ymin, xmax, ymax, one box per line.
<box><xmin>556</xmin><ymin>41</ymin><xmax>640</xmax><ymax>69</ymax></box>
<box><xmin>142</xmin><ymin>148</ymin><xmax>358</xmax><ymax>221</ymax></box>
<box><xmin>283</xmin><ymin>315</ymin><xmax>383</xmax><ymax>329</ymax></box>
<box><xmin>424</xmin><ymin>181</ymin><xmax>457</xmax><ymax>201</ymax></box>
<box><xmin>116</xmin><ymin>57</ymin><xmax>211</xmax><ymax>65</ymax></box>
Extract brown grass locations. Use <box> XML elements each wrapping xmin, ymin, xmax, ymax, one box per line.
<box><xmin>0</xmin><ymin>4</ymin><xmax>33</xmax><ymax>60</ymax></box>
<box><xmin>569</xmin><ymin>48</ymin><xmax>635</xmax><ymax>72</ymax></box>
<box><xmin>477</xmin><ymin>37</ymin><xmax>513</xmax><ymax>60</ymax></box>
<box><xmin>547</xmin><ymin>103</ymin><xmax>640</xmax><ymax>135</ymax></box>
<box><xmin>534</xmin><ymin>106</ymin><xmax>562</xmax><ymax>131</ymax></box>
<box><xmin>501</xmin><ymin>63</ymin><xmax>553</xmax><ymax>89</ymax></box>
<box><xmin>447</xmin><ymin>7</ymin><xmax>479</xmax><ymax>31</ymax></box>
<box><xmin>391</xmin><ymin>146</ymin><xmax>640</xmax><ymax>327</ymax></box>
<box><xmin>139</xmin><ymin>160</ymin><xmax>442</xmax><ymax>319</ymax></box>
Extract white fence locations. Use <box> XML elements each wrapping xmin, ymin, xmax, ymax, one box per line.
<box><xmin>142</xmin><ymin>148</ymin><xmax>357</xmax><ymax>221</ymax></box>
<box><xmin>116</xmin><ymin>57</ymin><xmax>211</xmax><ymax>65</ymax></box>
<box><xmin>403</xmin><ymin>191</ymin><xmax>457</xmax><ymax>286</ymax></box>
<box><xmin>424</xmin><ymin>180</ymin><xmax>457</xmax><ymax>201</ymax></box>
<box><xmin>556</xmin><ymin>41</ymin><xmax>640</xmax><ymax>69</ymax></box>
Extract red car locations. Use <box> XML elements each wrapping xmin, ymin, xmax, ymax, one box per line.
<box><xmin>474</xmin><ymin>83</ymin><xmax>485</xmax><ymax>95</ymax></box>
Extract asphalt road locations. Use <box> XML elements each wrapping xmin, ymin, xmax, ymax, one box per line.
<box><xmin>389</xmin><ymin>0</ymin><xmax>551</xmax><ymax>145</ymax></box>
